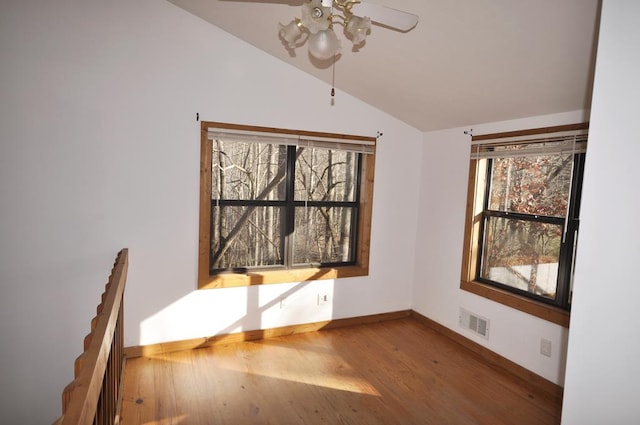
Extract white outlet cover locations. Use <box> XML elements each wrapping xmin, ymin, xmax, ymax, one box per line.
<box><xmin>540</xmin><ymin>338</ymin><xmax>552</xmax><ymax>357</ymax></box>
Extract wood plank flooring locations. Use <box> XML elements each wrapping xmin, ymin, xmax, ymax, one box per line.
<box><xmin>120</xmin><ymin>318</ymin><xmax>561</xmax><ymax>425</ymax></box>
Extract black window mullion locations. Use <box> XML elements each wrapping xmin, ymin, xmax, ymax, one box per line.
<box><xmin>293</xmin><ymin>201</ymin><xmax>358</xmax><ymax>208</ymax></box>
<box><xmin>555</xmin><ymin>218</ymin><xmax>578</xmax><ymax>308</ymax></box>
<box><xmin>556</xmin><ymin>152</ymin><xmax>586</xmax><ymax>309</ymax></box>
<box><xmin>475</xmin><ymin>159</ymin><xmax>493</xmax><ymax>282</ymax></box>
<box><xmin>283</xmin><ymin>145</ymin><xmax>297</xmax><ymax>267</ymax></box>
<box><xmin>212</xmin><ymin>199</ymin><xmax>287</xmax><ymax>208</ymax></box>
<box><xmin>483</xmin><ymin>210</ymin><xmax>565</xmax><ymax>226</ymax></box>
<box><xmin>349</xmin><ymin>153</ymin><xmax>363</xmax><ymax>263</ymax></box>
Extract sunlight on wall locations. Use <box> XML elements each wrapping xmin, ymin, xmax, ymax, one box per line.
<box><xmin>139</xmin><ymin>281</ymin><xmax>336</xmax><ymax>346</ymax></box>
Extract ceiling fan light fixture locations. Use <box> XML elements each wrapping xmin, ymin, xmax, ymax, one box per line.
<box><xmin>308</xmin><ymin>29</ymin><xmax>341</xmax><ymax>60</ymax></box>
<box><xmin>278</xmin><ymin>19</ymin><xmax>304</xmax><ymax>48</ymax></box>
<box><xmin>301</xmin><ymin>0</ymin><xmax>331</xmax><ymax>33</ymax></box>
<box><xmin>345</xmin><ymin>15</ymin><xmax>371</xmax><ymax>44</ymax></box>
<box><xmin>277</xmin><ymin>0</ymin><xmax>418</xmax><ymax>64</ymax></box>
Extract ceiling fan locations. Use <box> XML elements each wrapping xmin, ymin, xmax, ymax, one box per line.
<box><xmin>277</xmin><ymin>0</ymin><xmax>419</xmax><ymax>60</ymax></box>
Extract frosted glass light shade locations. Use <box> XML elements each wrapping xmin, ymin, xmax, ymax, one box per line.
<box><xmin>301</xmin><ymin>0</ymin><xmax>331</xmax><ymax>33</ymax></box>
<box><xmin>308</xmin><ymin>29</ymin><xmax>341</xmax><ymax>60</ymax></box>
<box><xmin>345</xmin><ymin>15</ymin><xmax>371</xmax><ymax>44</ymax></box>
<box><xmin>278</xmin><ymin>19</ymin><xmax>303</xmax><ymax>47</ymax></box>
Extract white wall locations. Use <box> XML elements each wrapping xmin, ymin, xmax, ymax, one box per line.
<box><xmin>562</xmin><ymin>1</ymin><xmax>640</xmax><ymax>423</ymax></box>
<box><xmin>413</xmin><ymin>110</ymin><xmax>589</xmax><ymax>385</ymax></box>
<box><xmin>0</xmin><ymin>1</ymin><xmax>422</xmax><ymax>423</ymax></box>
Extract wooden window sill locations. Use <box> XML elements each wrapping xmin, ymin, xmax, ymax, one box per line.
<box><xmin>460</xmin><ymin>280</ymin><xmax>570</xmax><ymax>328</ymax></box>
<box><xmin>199</xmin><ymin>265</ymin><xmax>369</xmax><ymax>289</ymax></box>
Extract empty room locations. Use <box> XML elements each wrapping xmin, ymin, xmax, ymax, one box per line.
<box><xmin>1</xmin><ymin>1</ymin><xmax>639</xmax><ymax>424</ymax></box>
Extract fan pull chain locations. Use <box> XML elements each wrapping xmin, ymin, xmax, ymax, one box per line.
<box><xmin>331</xmin><ymin>54</ymin><xmax>336</xmax><ymax>101</ymax></box>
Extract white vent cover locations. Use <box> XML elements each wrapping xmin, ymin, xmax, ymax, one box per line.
<box><xmin>459</xmin><ymin>308</ymin><xmax>490</xmax><ymax>339</ymax></box>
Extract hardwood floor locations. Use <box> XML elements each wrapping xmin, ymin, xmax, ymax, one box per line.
<box><xmin>120</xmin><ymin>318</ymin><xmax>561</xmax><ymax>424</ymax></box>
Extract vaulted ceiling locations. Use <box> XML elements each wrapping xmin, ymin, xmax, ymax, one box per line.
<box><xmin>168</xmin><ymin>0</ymin><xmax>600</xmax><ymax>131</ymax></box>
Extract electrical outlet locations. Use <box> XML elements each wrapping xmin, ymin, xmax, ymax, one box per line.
<box><xmin>540</xmin><ymin>338</ymin><xmax>552</xmax><ymax>357</ymax></box>
<box><xmin>317</xmin><ymin>293</ymin><xmax>329</xmax><ymax>306</ymax></box>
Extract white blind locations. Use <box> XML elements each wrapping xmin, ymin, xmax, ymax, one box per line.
<box><xmin>207</xmin><ymin>127</ymin><xmax>376</xmax><ymax>155</ymax></box>
<box><xmin>470</xmin><ymin>129</ymin><xmax>587</xmax><ymax>159</ymax></box>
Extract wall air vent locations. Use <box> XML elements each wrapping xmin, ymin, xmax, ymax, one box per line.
<box><xmin>459</xmin><ymin>308</ymin><xmax>490</xmax><ymax>339</ymax></box>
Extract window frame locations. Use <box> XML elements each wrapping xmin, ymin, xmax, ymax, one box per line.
<box><xmin>460</xmin><ymin>123</ymin><xmax>588</xmax><ymax>327</ymax></box>
<box><xmin>198</xmin><ymin>121</ymin><xmax>376</xmax><ymax>289</ymax></box>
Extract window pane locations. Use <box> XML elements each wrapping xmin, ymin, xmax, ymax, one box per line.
<box><xmin>211</xmin><ymin>206</ymin><xmax>283</xmax><ymax>270</ymax></box>
<box><xmin>295</xmin><ymin>147</ymin><xmax>357</xmax><ymax>202</ymax></box>
<box><xmin>211</xmin><ymin>140</ymin><xmax>287</xmax><ymax>201</ymax></box>
<box><xmin>293</xmin><ymin>207</ymin><xmax>354</xmax><ymax>264</ymax></box>
<box><xmin>488</xmin><ymin>153</ymin><xmax>572</xmax><ymax>217</ymax></box>
<box><xmin>480</xmin><ymin>216</ymin><xmax>561</xmax><ymax>300</ymax></box>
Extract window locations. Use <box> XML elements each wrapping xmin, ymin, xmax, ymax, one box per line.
<box><xmin>198</xmin><ymin>122</ymin><xmax>376</xmax><ymax>289</ymax></box>
<box><xmin>460</xmin><ymin>123</ymin><xmax>588</xmax><ymax>326</ymax></box>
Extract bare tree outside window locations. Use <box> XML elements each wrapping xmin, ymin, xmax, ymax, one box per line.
<box><xmin>210</xmin><ymin>140</ymin><xmax>361</xmax><ymax>272</ymax></box>
<box><xmin>480</xmin><ymin>150</ymin><xmax>577</xmax><ymax>301</ymax></box>
<box><xmin>294</xmin><ymin>147</ymin><xmax>357</xmax><ymax>264</ymax></box>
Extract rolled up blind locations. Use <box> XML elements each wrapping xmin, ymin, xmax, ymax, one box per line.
<box><xmin>470</xmin><ymin>127</ymin><xmax>587</xmax><ymax>159</ymax></box>
<box><xmin>207</xmin><ymin>126</ymin><xmax>376</xmax><ymax>155</ymax></box>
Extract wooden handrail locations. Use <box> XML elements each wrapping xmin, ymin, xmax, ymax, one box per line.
<box><xmin>55</xmin><ymin>249</ymin><xmax>128</xmax><ymax>425</ymax></box>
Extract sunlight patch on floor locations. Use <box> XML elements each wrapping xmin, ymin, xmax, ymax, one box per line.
<box><xmin>228</xmin><ymin>362</ymin><xmax>381</xmax><ymax>396</ymax></box>
<box><xmin>217</xmin><ymin>344</ymin><xmax>382</xmax><ymax>397</ymax></box>
<box><xmin>142</xmin><ymin>414</ymin><xmax>189</xmax><ymax>425</ymax></box>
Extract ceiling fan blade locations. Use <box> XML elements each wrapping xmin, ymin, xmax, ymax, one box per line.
<box><xmin>351</xmin><ymin>2</ymin><xmax>418</xmax><ymax>31</ymax></box>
